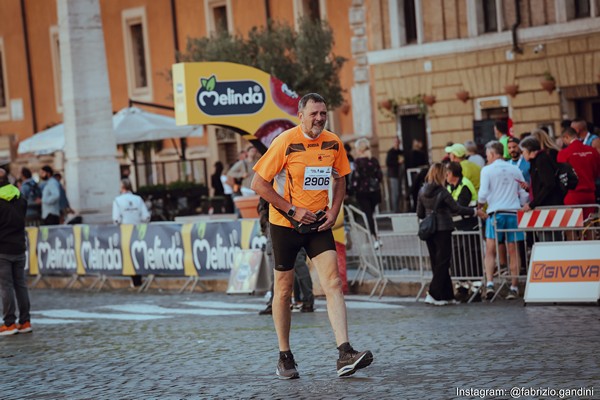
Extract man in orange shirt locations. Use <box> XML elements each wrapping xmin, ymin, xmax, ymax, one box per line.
<box><xmin>252</xmin><ymin>93</ymin><xmax>373</xmax><ymax>379</ymax></box>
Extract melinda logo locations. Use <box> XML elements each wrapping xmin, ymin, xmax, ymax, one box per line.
<box><xmin>196</xmin><ymin>75</ymin><xmax>265</xmax><ymax>116</ymax></box>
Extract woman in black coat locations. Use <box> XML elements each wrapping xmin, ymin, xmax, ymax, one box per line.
<box><xmin>417</xmin><ymin>163</ymin><xmax>485</xmax><ymax>305</ymax></box>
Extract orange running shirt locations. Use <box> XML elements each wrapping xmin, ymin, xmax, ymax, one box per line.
<box><xmin>253</xmin><ymin>126</ymin><xmax>351</xmax><ymax>228</ymax></box>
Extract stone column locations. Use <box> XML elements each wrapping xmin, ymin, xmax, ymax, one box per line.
<box><xmin>58</xmin><ymin>0</ymin><xmax>120</xmax><ymax>224</ymax></box>
<box><xmin>349</xmin><ymin>0</ymin><xmax>372</xmax><ymax>137</ymax></box>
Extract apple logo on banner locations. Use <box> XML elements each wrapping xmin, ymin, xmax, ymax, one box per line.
<box><xmin>196</xmin><ymin>75</ymin><xmax>266</xmax><ymax>116</ymax></box>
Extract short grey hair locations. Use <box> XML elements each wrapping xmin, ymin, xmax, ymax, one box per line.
<box><xmin>298</xmin><ymin>93</ymin><xmax>326</xmax><ymax>113</ymax></box>
<box><xmin>121</xmin><ymin>178</ymin><xmax>133</xmax><ymax>192</ymax></box>
<box><xmin>464</xmin><ymin>140</ymin><xmax>478</xmax><ymax>153</ymax></box>
<box><xmin>485</xmin><ymin>140</ymin><xmax>504</xmax><ymax>157</ymax></box>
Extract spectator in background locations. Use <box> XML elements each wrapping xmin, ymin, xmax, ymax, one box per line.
<box><xmin>507</xmin><ymin>137</ymin><xmax>530</xmax><ymax>189</ymax></box>
<box><xmin>39</xmin><ymin>165</ymin><xmax>61</xmax><ymax>226</ymax></box>
<box><xmin>19</xmin><ymin>167</ymin><xmax>42</xmax><ymax>226</ymax></box>
<box><xmin>212</xmin><ymin>161</ymin><xmax>234</xmax><ymax>214</ymax></box>
<box><xmin>520</xmin><ymin>137</ymin><xmax>563</xmax><ymax>242</ymax></box>
<box><xmin>291</xmin><ymin>248</ymin><xmax>314</xmax><ymax>313</ymax></box>
<box><xmin>351</xmin><ymin>138</ymin><xmax>383</xmax><ymax>242</ymax></box>
<box><xmin>0</xmin><ymin>168</ymin><xmax>32</xmax><ymax>336</ymax></box>
<box><xmin>53</xmin><ymin>172</ymin><xmax>72</xmax><ymax>223</ymax></box>
<box><xmin>211</xmin><ymin>161</ymin><xmax>225</xmax><ymax>197</ymax></box>
<box><xmin>571</xmin><ymin>118</ymin><xmax>600</xmax><ymax>154</ymax></box>
<box><xmin>227</xmin><ymin>146</ymin><xmax>259</xmax><ymax>196</ymax></box>
<box><xmin>558</xmin><ymin>127</ymin><xmax>600</xmax><ymax>219</ymax></box>
<box><xmin>417</xmin><ymin>163</ymin><xmax>485</xmax><ymax>306</ymax></box>
<box><xmin>445</xmin><ymin>162</ymin><xmax>482</xmax><ymax>302</ymax></box>
<box><xmin>531</xmin><ymin>128</ymin><xmax>561</xmax><ymax>161</ymax></box>
<box><xmin>444</xmin><ymin>143</ymin><xmax>481</xmax><ymax>191</ymax></box>
<box><xmin>494</xmin><ymin>120</ymin><xmax>510</xmax><ymax>160</ymax></box>
<box><xmin>113</xmin><ymin>178</ymin><xmax>150</xmax><ymax>287</ymax></box>
<box><xmin>464</xmin><ymin>140</ymin><xmax>485</xmax><ymax>168</ymax></box>
<box><xmin>385</xmin><ymin>136</ymin><xmax>404</xmax><ymax>213</ymax></box>
<box><xmin>478</xmin><ymin>141</ymin><xmax>529</xmax><ymax>300</ymax></box>
<box><xmin>407</xmin><ymin>138</ymin><xmax>428</xmax><ymax>169</ymax></box>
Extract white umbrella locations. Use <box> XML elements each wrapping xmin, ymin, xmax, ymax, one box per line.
<box><xmin>17</xmin><ymin>107</ymin><xmax>204</xmax><ymax>155</ymax></box>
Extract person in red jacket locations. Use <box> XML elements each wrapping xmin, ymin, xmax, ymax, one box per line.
<box><xmin>558</xmin><ymin>127</ymin><xmax>600</xmax><ymax>219</ymax></box>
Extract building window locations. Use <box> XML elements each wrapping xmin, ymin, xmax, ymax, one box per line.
<box><xmin>574</xmin><ymin>0</ymin><xmax>591</xmax><ymax>18</ymax></box>
<box><xmin>482</xmin><ymin>0</ymin><xmax>498</xmax><ymax>32</ymax></box>
<box><xmin>404</xmin><ymin>0</ymin><xmax>418</xmax><ymax>43</ymax></box>
<box><xmin>205</xmin><ymin>0</ymin><xmax>233</xmax><ymax>35</ymax></box>
<box><xmin>50</xmin><ymin>26</ymin><xmax>62</xmax><ymax>113</ymax></box>
<box><xmin>0</xmin><ymin>38</ymin><xmax>9</xmax><ymax>121</ymax></box>
<box><xmin>122</xmin><ymin>7</ymin><xmax>153</xmax><ymax>101</ymax></box>
<box><xmin>468</xmin><ymin>0</ymin><xmax>502</xmax><ymax>36</ymax></box>
<box><xmin>294</xmin><ymin>0</ymin><xmax>326</xmax><ymax>26</ymax></box>
<box><xmin>389</xmin><ymin>0</ymin><xmax>423</xmax><ymax>46</ymax></box>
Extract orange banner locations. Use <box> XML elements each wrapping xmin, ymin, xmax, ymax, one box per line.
<box><xmin>530</xmin><ymin>260</ymin><xmax>600</xmax><ymax>283</ymax></box>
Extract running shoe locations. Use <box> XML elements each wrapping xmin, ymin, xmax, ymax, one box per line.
<box><xmin>505</xmin><ymin>289</ymin><xmax>519</xmax><ymax>300</ymax></box>
<box><xmin>485</xmin><ymin>285</ymin><xmax>495</xmax><ymax>301</ymax></box>
<box><xmin>276</xmin><ymin>354</ymin><xmax>299</xmax><ymax>380</ymax></box>
<box><xmin>17</xmin><ymin>321</ymin><xmax>32</xmax><ymax>334</ymax></box>
<box><xmin>0</xmin><ymin>324</ymin><xmax>18</xmax><ymax>336</ymax></box>
<box><xmin>337</xmin><ymin>347</ymin><xmax>373</xmax><ymax>377</ymax></box>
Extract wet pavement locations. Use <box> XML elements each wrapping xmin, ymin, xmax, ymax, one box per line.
<box><xmin>0</xmin><ymin>288</ymin><xmax>599</xmax><ymax>399</ymax></box>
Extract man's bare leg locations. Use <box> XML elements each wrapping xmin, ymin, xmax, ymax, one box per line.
<box><xmin>272</xmin><ymin>269</ymin><xmax>295</xmax><ymax>351</ymax></box>
<box><xmin>484</xmin><ymin>238</ymin><xmax>497</xmax><ymax>284</ymax></box>
<box><xmin>507</xmin><ymin>242</ymin><xmax>519</xmax><ymax>287</ymax></box>
<box><xmin>310</xmin><ymin>250</ymin><xmax>348</xmax><ymax>346</ymax></box>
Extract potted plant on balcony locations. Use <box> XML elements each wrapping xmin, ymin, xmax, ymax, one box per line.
<box><xmin>456</xmin><ymin>90</ymin><xmax>470</xmax><ymax>103</ymax></box>
<box><xmin>540</xmin><ymin>71</ymin><xmax>556</xmax><ymax>93</ymax></box>
<box><xmin>504</xmin><ymin>84</ymin><xmax>519</xmax><ymax>97</ymax></box>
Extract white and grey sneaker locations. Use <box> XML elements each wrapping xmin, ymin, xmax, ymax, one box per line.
<box><xmin>424</xmin><ymin>293</ymin><xmax>449</xmax><ymax>306</ymax></box>
<box><xmin>276</xmin><ymin>354</ymin><xmax>299</xmax><ymax>380</ymax></box>
<box><xmin>337</xmin><ymin>347</ymin><xmax>373</xmax><ymax>377</ymax></box>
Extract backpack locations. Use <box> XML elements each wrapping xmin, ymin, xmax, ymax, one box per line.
<box><xmin>555</xmin><ymin>162</ymin><xmax>578</xmax><ymax>195</ymax></box>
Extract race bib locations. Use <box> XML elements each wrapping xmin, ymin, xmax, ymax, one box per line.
<box><xmin>303</xmin><ymin>166</ymin><xmax>332</xmax><ymax>190</ymax></box>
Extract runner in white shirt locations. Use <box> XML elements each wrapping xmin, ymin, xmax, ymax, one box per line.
<box><xmin>478</xmin><ymin>141</ymin><xmax>528</xmax><ymax>301</ymax></box>
<box><xmin>112</xmin><ymin>179</ymin><xmax>150</xmax><ymax>224</ymax></box>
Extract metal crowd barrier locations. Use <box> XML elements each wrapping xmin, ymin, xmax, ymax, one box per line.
<box><xmin>490</xmin><ymin>204</ymin><xmax>600</xmax><ymax>302</ymax></box>
<box><xmin>450</xmin><ymin>223</ymin><xmax>486</xmax><ymax>303</ymax></box>
<box><xmin>374</xmin><ymin>212</ymin><xmax>430</xmax><ymax>300</ymax></box>
<box><xmin>344</xmin><ymin>205</ymin><xmax>383</xmax><ymax>296</ymax></box>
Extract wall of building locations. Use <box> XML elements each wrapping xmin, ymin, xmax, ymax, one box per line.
<box><xmin>369</xmin><ymin>1</ymin><xmax>600</xmax><ymax>162</ymax></box>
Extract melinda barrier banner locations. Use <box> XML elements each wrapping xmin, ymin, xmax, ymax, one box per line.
<box><xmin>25</xmin><ymin>220</ymin><xmax>266</xmax><ymax>278</ymax></box>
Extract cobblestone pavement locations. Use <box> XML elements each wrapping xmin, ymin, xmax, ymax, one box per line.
<box><xmin>0</xmin><ymin>288</ymin><xmax>599</xmax><ymax>400</ymax></box>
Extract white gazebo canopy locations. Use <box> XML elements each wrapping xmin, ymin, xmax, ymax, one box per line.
<box><xmin>18</xmin><ymin>107</ymin><xmax>203</xmax><ymax>155</ymax></box>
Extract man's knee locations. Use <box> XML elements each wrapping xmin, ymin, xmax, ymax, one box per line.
<box><xmin>322</xmin><ymin>276</ymin><xmax>343</xmax><ymax>293</ymax></box>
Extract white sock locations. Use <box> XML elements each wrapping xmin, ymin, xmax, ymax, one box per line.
<box><xmin>510</xmin><ymin>285</ymin><xmax>519</xmax><ymax>293</ymax></box>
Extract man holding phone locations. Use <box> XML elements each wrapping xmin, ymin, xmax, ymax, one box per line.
<box><xmin>252</xmin><ymin>93</ymin><xmax>373</xmax><ymax>380</ymax></box>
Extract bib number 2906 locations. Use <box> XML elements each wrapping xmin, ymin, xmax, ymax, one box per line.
<box><xmin>303</xmin><ymin>167</ymin><xmax>332</xmax><ymax>190</ymax></box>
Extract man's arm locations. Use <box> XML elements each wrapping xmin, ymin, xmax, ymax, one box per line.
<box><xmin>139</xmin><ymin>197</ymin><xmax>150</xmax><ymax>223</ymax></box>
<box><xmin>592</xmin><ymin>137</ymin><xmax>600</xmax><ymax>154</ymax></box>
<box><xmin>251</xmin><ymin>174</ymin><xmax>317</xmax><ymax>225</ymax></box>
<box><xmin>112</xmin><ymin>199</ymin><xmax>121</xmax><ymax>224</ymax></box>
<box><xmin>227</xmin><ymin>160</ymin><xmax>246</xmax><ymax>179</ymax></box>
<box><xmin>42</xmin><ymin>180</ymin><xmax>60</xmax><ymax>206</ymax></box>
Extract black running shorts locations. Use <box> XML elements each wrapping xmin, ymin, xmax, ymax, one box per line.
<box><xmin>270</xmin><ymin>223</ymin><xmax>336</xmax><ymax>271</ymax></box>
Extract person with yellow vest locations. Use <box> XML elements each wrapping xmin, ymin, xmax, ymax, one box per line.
<box><xmin>444</xmin><ymin>143</ymin><xmax>481</xmax><ymax>192</ymax></box>
<box><xmin>445</xmin><ymin>162</ymin><xmax>483</xmax><ymax>301</ymax></box>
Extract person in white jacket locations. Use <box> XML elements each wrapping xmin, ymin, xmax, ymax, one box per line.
<box><xmin>113</xmin><ymin>178</ymin><xmax>150</xmax><ymax>287</ymax></box>
<box><xmin>112</xmin><ymin>179</ymin><xmax>150</xmax><ymax>225</ymax></box>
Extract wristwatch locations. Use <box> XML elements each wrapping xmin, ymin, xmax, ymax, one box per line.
<box><xmin>287</xmin><ymin>206</ymin><xmax>296</xmax><ymax>218</ymax></box>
